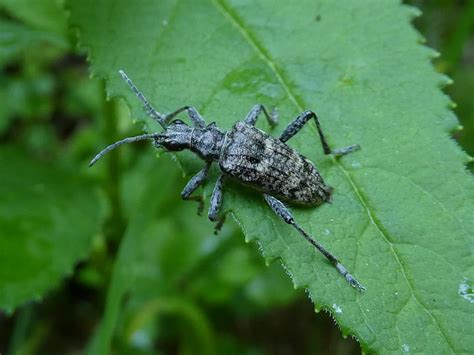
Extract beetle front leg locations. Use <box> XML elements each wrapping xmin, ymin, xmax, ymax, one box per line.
<box><xmin>279</xmin><ymin>110</ymin><xmax>360</xmax><ymax>156</ymax></box>
<box><xmin>263</xmin><ymin>193</ymin><xmax>365</xmax><ymax>291</ymax></box>
<box><xmin>243</xmin><ymin>104</ymin><xmax>278</xmax><ymax>127</ymax></box>
<box><xmin>181</xmin><ymin>162</ymin><xmax>212</xmax><ymax>215</ymax></box>
<box><xmin>163</xmin><ymin>106</ymin><xmax>206</xmax><ymax>128</ymax></box>
<box><xmin>208</xmin><ymin>174</ymin><xmax>226</xmax><ymax>234</ymax></box>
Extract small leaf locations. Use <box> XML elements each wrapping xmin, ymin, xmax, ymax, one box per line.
<box><xmin>0</xmin><ymin>19</ymin><xmax>67</xmax><ymax>67</ymax></box>
<box><xmin>0</xmin><ymin>147</ymin><xmax>101</xmax><ymax>312</ymax></box>
<box><xmin>68</xmin><ymin>0</ymin><xmax>474</xmax><ymax>352</ymax></box>
<box><xmin>0</xmin><ymin>0</ymin><xmax>68</xmax><ymax>37</ymax></box>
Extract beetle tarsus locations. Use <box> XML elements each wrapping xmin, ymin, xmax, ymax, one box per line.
<box><xmin>332</xmin><ymin>144</ymin><xmax>361</xmax><ymax>156</ymax></box>
<box><xmin>264</xmin><ymin>193</ymin><xmax>364</xmax><ymax>291</ymax></box>
<box><xmin>336</xmin><ymin>263</ymin><xmax>365</xmax><ymax>291</ymax></box>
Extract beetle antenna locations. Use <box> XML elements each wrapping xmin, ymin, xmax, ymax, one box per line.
<box><xmin>89</xmin><ymin>133</ymin><xmax>161</xmax><ymax>167</ymax></box>
<box><xmin>118</xmin><ymin>70</ymin><xmax>167</xmax><ymax>130</ymax></box>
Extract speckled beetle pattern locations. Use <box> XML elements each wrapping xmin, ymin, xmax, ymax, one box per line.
<box><xmin>90</xmin><ymin>70</ymin><xmax>364</xmax><ymax>291</ymax></box>
<box><xmin>220</xmin><ymin>121</ymin><xmax>332</xmax><ymax>206</ymax></box>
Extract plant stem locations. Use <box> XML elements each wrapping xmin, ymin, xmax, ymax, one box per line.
<box><xmin>443</xmin><ymin>1</ymin><xmax>474</xmax><ymax>72</ymax></box>
<box><xmin>125</xmin><ymin>297</ymin><xmax>216</xmax><ymax>355</ymax></box>
<box><xmin>101</xmin><ymin>80</ymin><xmax>126</xmax><ymax>249</ymax></box>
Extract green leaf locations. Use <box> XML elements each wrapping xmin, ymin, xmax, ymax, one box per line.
<box><xmin>68</xmin><ymin>0</ymin><xmax>474</xmax><ymax>352</ymax></box>
<box><xmin>0</xmin><ymin>147</ymin><xmax>101</xmax><ymax>312</ymax></box>
<box><xmin>0</xmin><ymin>0</ymin><xmax>68</xmax><ymax>37</ymax></box>
<box><xmin>0</xmin><ymin>19</ymin><xmax>67</xmax><ymax>67</ymax></box>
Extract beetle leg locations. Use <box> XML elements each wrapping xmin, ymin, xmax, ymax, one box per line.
<box><xmin>263</xmin><ymin>193</ymin><xmax>365</xmax><ymax>291</ymax></box>
<box><xmin>243</xmin><ymin>104</ymin><xmax>278</xmax><ymax>127</ymax></box>
<box><xmin>213</xmin><ymin>214</ymin><xmax>227</xmax><ymax>235</ymax></box>
<box><xmin>279</xmin><ymin>110</ymin><xmax>360</xmax><ymax>156</ymax></box>
<box><xmin>181</xmin><ymin>162</ymin><xmax>212</xmax><ymax>215</ymax></box>
<box><xmin>118</xmin><ymin>71</ymin><xmax>208</xmax><ymax>131</ymax></box>
<box><xmin>208</xmin><ymin>174</ymin><xmax>226</xmax><ymax>234</ymax></box>
<box><xmin>163</xmin><ymin>106</ymin><xmax>206</xmax><ymax>128</ymax></box>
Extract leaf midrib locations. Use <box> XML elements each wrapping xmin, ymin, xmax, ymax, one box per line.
<box><xmin>212</xmin><ymin>0</ymin><xmax>454</xmax><ymax>350</ymax></box>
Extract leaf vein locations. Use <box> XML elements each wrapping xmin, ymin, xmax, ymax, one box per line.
<box><xmin>337</xmin><ymin>167</ymin><xmax>455</xmax><ymax>350</ymax></box>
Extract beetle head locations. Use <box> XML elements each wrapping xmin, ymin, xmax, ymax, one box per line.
<box><xmin>155</xmin><ymin>119</ymin><xmax>193</xmax><ymax>151</ymax></box>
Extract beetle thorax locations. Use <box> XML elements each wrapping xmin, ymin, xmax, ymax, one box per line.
<box><xmin>190</xmin><ymin>123</ymin><xmax>225</xmax><ymax>161</ymax></box>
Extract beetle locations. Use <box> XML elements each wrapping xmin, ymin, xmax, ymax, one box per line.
<box><xmin>90</xmin><ymin>70</ymin><xmax>364</xmax><ymax>291</ymax></box>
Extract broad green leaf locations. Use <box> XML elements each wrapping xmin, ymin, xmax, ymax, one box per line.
<box><xmin>0</xmin><ymin>147</ymin><xmax>101</xmax><ymax>312</ymax></box>
<box><xmin>68</xmin><ymin>0</ymin><xmax>474</xmax><ymax>353</ymax></box>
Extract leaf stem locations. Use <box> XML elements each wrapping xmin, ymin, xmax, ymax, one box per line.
<box><xmin>100</xmin><ymin>80</ymin><xmax>126</xmax><ymax>249</ymax></box>
<box><xmin>8</xmin><ymin>305</ymin><xmax>51</xmax><ymax>355</ymax></box>
<box><xmin>125</xmin><ymin>297</ymin><xmax>216</xmax><ymax>355</ymax></box>
<box><xmin>443</xmin><ymin>1</ymin><xmax>474</xmax><ymax>71</ymax></box>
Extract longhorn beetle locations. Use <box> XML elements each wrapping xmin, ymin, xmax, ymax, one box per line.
<box><xmin>90</xmin><ymin>70</ymin><xmax>365</xmax><ymax>291</ymax></box>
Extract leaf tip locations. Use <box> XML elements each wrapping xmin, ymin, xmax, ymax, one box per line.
<box><xmin>404</xmin><ymin>4</ymin><xmax>422</xmax><ymax>19</ymax></box>
<box><xmin>428</xmin><ymin>49</ymin><xmax>441</xmax><ymax>59</ymax></box>
<box><xmin>417</xmin><ymin>36</ymin><xmax>427</xmax><ymax>44</ymax></box>
<box><xmin>438</xmin><ymin>74</ymin><xmax>454</xmax><ymax>88</ymax></box>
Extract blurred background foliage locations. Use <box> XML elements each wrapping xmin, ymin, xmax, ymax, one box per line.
<box><xmin>0</xmin><ymin>0</ymin><xmax>472</xmax><ymax>354</ymax></box>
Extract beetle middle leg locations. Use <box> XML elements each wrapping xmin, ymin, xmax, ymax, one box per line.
<box><xmin>181</xmin><ymin>162</ymin><xmax>212</xmax><ymax>215</ymax></box>
<box><xmin>244</xmin><ymin>104</ymin><xmax>278</xmax><ymax>127</ymax></box>
<box><xmin>208</xmin><ymin>174</ymin><xmax>226</xmax><ymax>234</ymax></box>
<box><xmin>279</xmin><ymin>110</ymin><xmax>360</xmax><ymax>156</ymax></box>
<box><xmin>263</xmin><ymin>193</ymin><xmax>365</xmax><ymax>291</ymax></box>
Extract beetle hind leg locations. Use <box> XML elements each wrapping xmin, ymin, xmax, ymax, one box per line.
<box><xmin>263</xmin><ymin>193</ymin><xmax>365</xmax><ymax>291</ymax></box>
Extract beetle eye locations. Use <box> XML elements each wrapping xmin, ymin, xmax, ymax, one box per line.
<box><xmin>172</xmin><ymin>119</ymin><xmax>186</xmax><ymax>125</ymax></box>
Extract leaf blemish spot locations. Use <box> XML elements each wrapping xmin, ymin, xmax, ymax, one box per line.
<box><xmin>458</xmin><ymin>277</ymin><xmax>474</xmax><ymax>304</ymax></box>
<box><xmin>351</xmin><ymin>161</ymin><xmax>361</xmax><ymax>169</ymax></box>
<box><xmin>332</xmin><ymin>303</ymin><xmax>343</xmax><ymax>314</ymax></box>
<box><xmin>339</xmin><ymin>74</ymin><xmax>354</xmax><ymax>86</ymax></box>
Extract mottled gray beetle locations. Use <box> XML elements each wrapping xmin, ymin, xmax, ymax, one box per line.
<box><xmin>90</xmin><ymin>70</ymin><xmax>364</xmax><ymax>291</ymax></box>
